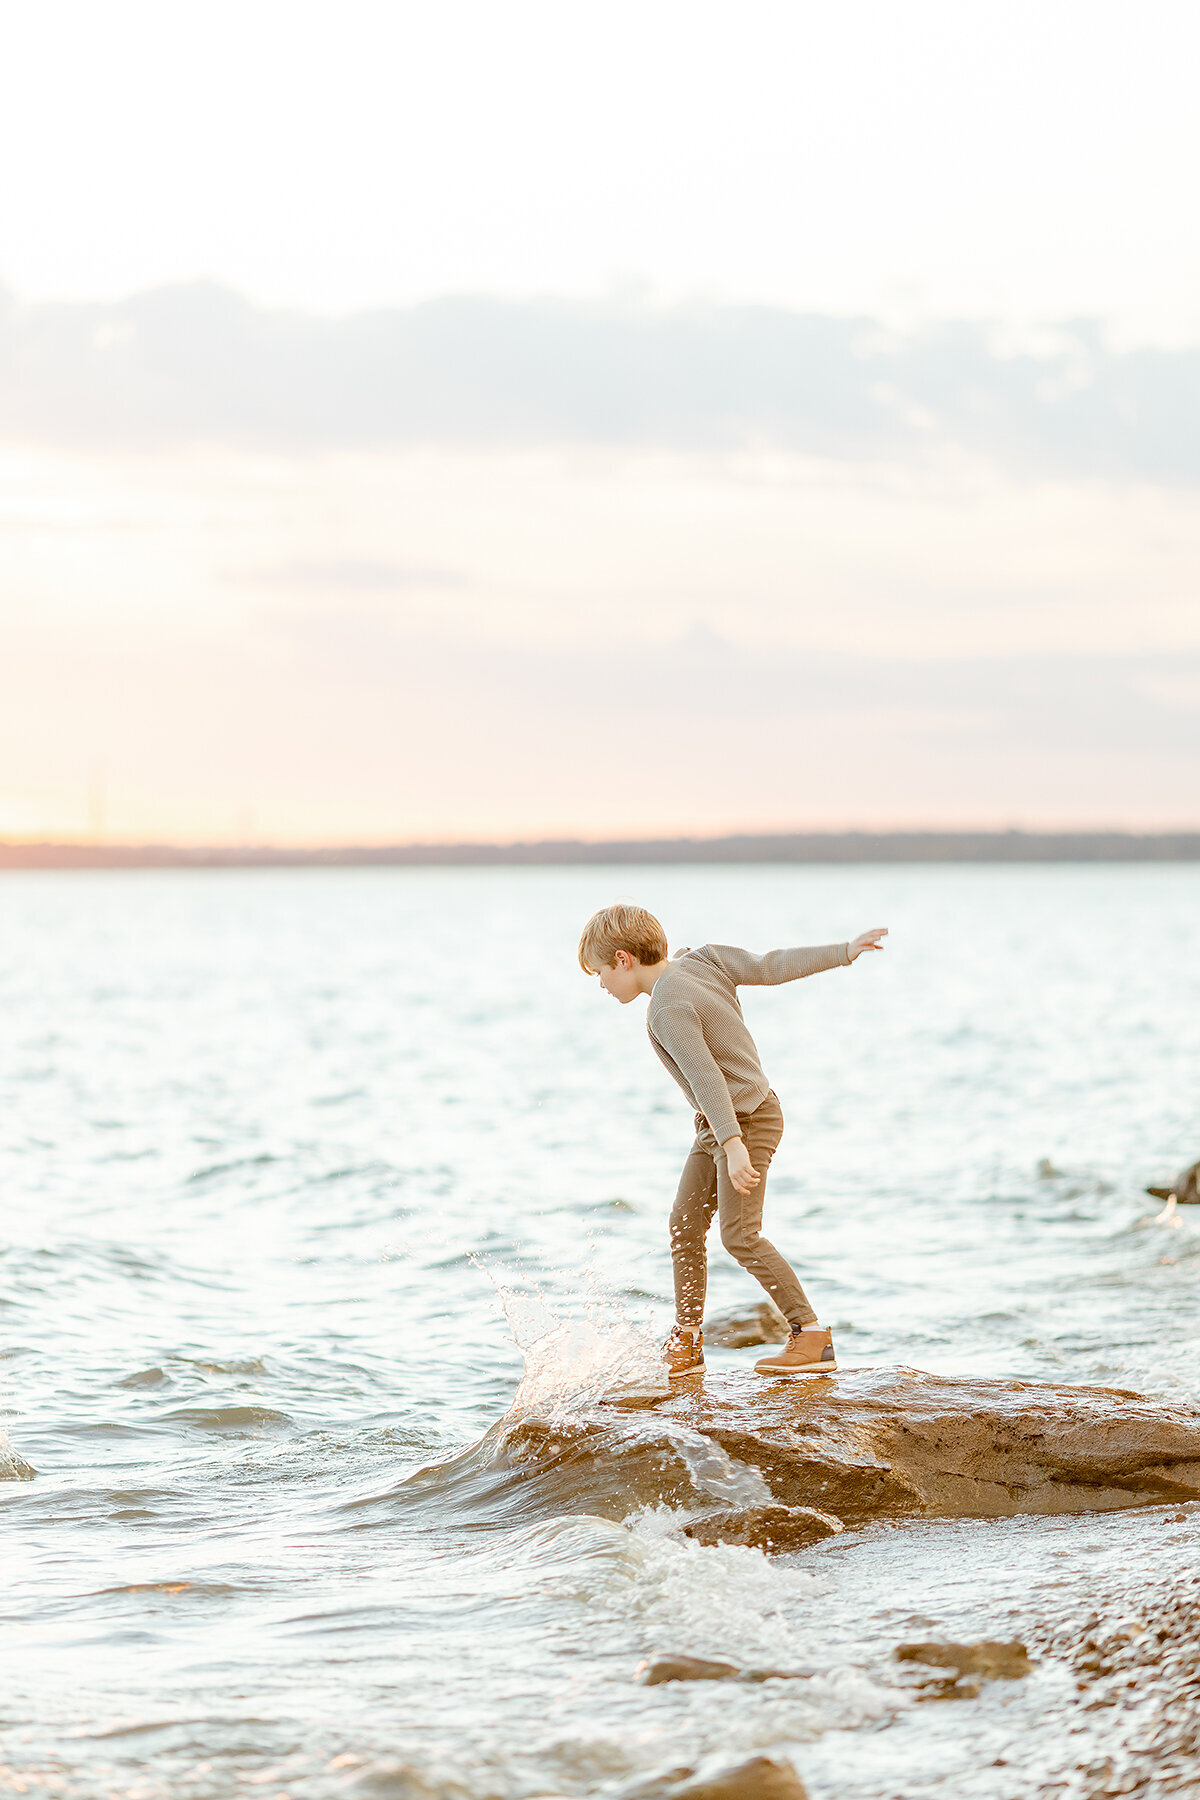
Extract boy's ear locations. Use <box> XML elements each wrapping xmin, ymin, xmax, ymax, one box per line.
<box><xmin>615</xmin><ymin>949</ymin><xmax>633</xmax><ymax>970</ymax></box>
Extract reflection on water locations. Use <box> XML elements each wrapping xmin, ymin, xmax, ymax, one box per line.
<box><xmin>1</xmin><ymin>865</ymin><xmax>1197</xmax><ymax>1797</ymax></box>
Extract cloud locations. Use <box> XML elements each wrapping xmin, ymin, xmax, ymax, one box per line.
<box><xmin>228</xmin><ymin>558</ymin><xmax>470</xmax><ymax>592</ymax></box>
<box><xmin>2</xmin><ymin>283</ymin><xmax>1200</xmax><ymax>480</ymax></box>
<box><xmin>4</xmin><ymin>608</ymin><xmax>1195</xmax><ymax>836</ymax></box>
<box><xmin>263</xmin><ymin>616</ymin><xmax>1200</xmax><ymax>759</ymax></box>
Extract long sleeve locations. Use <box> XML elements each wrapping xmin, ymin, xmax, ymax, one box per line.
<box><xmin>649</xmin><ymin>1002</ymin><xmax>741</xmax><ymax>1146</ymax></box>
<box><xmin>706</xmin><ymin>942</ymin><xmax>850</xmax><ymax>986</ymax></box>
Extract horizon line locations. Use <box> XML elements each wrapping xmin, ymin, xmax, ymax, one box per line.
<box><xmin>4</xmin><ymin>827</ymin><xmax>1200</xmax><ymax>870</ymax></box>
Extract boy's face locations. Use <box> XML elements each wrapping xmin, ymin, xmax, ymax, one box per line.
<box><xmin>596</xmin><ymin>950</ymin><xmax>642</xmax><ymax>1004</ymax></box>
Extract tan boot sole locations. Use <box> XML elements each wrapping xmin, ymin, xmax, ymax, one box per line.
<box><xmin>753</xmin><ymin>1358</ymin><xmax>838</xmax><ymax>1377</ymax></box>
<box><xmin>666</xmin><ymin>1359</ymin><xmax>705</xmax><ymax>1380</ymax></box>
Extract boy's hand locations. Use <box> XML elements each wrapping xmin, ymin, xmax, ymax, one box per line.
<box><xmin>848</xmin><ymin>926</ymin><xmax>888</xmax><ymax>962</ymax></box>
<box><xmin>721</xmin><ymin>1136</ymin><xmax>761</xmax><ymax>1194</ymax></box>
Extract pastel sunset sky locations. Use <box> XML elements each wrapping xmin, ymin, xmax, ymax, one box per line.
<box><xmin>3</xmin><ymin>0</ymin><xmax>1199</xmax><ymax>843</ymax></box>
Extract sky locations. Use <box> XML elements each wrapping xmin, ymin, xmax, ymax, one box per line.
<box><xmin>2</xmin><ymin>0</ymin><xmax>1198</xmax><ymax>843</ymax></box>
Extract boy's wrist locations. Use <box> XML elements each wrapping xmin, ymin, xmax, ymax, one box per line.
<box><xmin>720</xmin><ymin>1134</ymin><xmax>744</xmax><ymax>1149</ymax></box>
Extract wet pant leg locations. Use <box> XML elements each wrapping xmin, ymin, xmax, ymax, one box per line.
<box><xmin>668</xmin><ymin>1142</ymin><xmax>719</xmax><ymax>1330</ymax></box>
<box><xmin>714</xmin><ymin>1094</ymin><xmax>817</xmax><ymax>1327</ymax></box>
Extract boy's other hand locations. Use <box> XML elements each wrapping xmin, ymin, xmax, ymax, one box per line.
<box><xmin>722</xmin><ymin>1136</ymin><xmax>761</xmax><ymax>1194</ymax></box>
<box><xmin>848</xmin><ymin>927</ymin><xmax>888</xmax><ymax>962</ymax></box>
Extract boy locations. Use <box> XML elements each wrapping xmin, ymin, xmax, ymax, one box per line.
<box><xmin>578</xmin><ymin>903</ymin><xmax>887</xmax><ymax>1378</ymax></box>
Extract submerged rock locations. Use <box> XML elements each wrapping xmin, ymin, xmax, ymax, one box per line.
<box><xmin>702</xmin><ymin>1302</ymin><xmax>789</xmax><ymax>1348</ymax></box>
<box><xmin>617</xmin><ymin>1755</ymin><xmax>808</xmax><ymax>1800</ymax></box>
<box><xmin>895</xmin><ymin>1639</ymin><xmax>1033</xmax><ymax>1679</ymax></box>
<box><xmin>0</xmin><ymin>1438</ymin><xmax>35</xmax><ymax>1480</ymax></box>
<box><xmin>1147</xmin><ymin>1157</ymin><xmax>1200</xmax><ymax>1203</ymax></box>
<box><xmin>682</xmin><ymin>1502</ymin><xmax>843</xmax><ymax>1551</ymax></box>
<box><xmin>636</xmin><ymin>1654</ymin><xmax>742</xmax><ymax>1685</ymax></box>
<box><xmin>637</xmin><ymin>1654</ymin><xmax>814</xmax><ymax>1686</ymax></box>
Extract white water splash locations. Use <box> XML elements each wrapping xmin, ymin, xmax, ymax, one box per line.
<box><xmin>510</xmin><ymin>1311</ymin><xmax>671</xmax><ymax>1417</ymax></box>
<box><xmin>471</xmin><ymin>1255</ymin><xmax>671</xmax><ymax>1418</ymax></box>
<box><xmin>653</xmin><ymin>1421</ymin><xmax>771</xmax><ymax>1507</ymax></box>
<box><xmin>476</xmin><ymin>1259</ymin><xmax>773</xmax><ymax>1506</ymax></box>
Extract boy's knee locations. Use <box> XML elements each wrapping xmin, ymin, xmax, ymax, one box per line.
<box><xmin>720</xmin><ymin>1221</ymin><xmax>758</xmax><ymax>1260</ymax></box>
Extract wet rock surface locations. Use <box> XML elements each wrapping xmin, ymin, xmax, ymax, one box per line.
<box><xmin>669</xmin><ymin>1367</ymin><xmax>1200</xmax><ymax>1522</ymax></box>
<box><xmin>616</xmin><ymin>1755</ymin><xmax>808</xmax><ymax>1800</ymax></box>
<box><xmin>469</xmin><ymin>1367</ymin><xmax>1200</xmax><ymax>1527</ymax></box>
<box><xmin>702</xmin><ymin>1302</ymin><xmax>789</xmax><ymax>1348</ymax></box>
<box><xmin>683</xmin><ymin>1502</ymin><xmax>843</xmax><ymax>1550</ymax></box>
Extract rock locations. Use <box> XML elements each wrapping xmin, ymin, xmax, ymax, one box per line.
<box><xmin>682</xmin><ymin>1503</ymin><xmax>843</xmax><ymax>1551</ymax></box>
<box><xmin>636</xmin><ymin>1654</ymin><xmax>811</xmax><ymax>1686</ymax></box>
<box><xmin>426</xmin><ymin>1367</ymin><xmax>1200</xmax><ymax>1529</ymax></box>
<box><xmin>1147</xmin><ymin>1158</ymin><xmax>1200</xmax><ymax>1204</ymax></box>
<box><xmin>916</xmin><ymin>1678</ymin><xmax>982</xmax><ymax>1702</ymax></box>
<box><xmin>702</xmin><ymin>1302</ymin><xmax>789</xmax><ymax>1348</ymax></box>
<box><xmin>668</xmin><ymin>1368</ymin><xmax>1200</xmax><ymax>1522</ymax></box>
<box><xmin>617</xmin><ymin>1755</ymin><xmax>808</xmax><ymax>1800</ymax></box>
<box><xmin>636</xmin><ymin>1655</ymin><xmax>742</xmax><ymax>1685</ymax></box>
<box><xmin>895</xmin><ymin>1640</ymin><xmax>1033</xmax><ymax>1679</ymax></box>
<box><xmin>0</xmin><ymin>1437</ymin><xmax>35</xmax><ymax>1480</ymax></box>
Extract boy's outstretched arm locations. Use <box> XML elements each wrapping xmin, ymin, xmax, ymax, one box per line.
<box><xmin>709</xmin><ymin>929</ymin><xmax>887</xmax><ymax>986</ymax></box>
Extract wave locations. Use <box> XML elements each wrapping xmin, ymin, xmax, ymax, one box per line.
<box><xmin>347</xmin><ymin>1298</ymin><xmax>771</xmax><ymax>1528</ymax></box>
<box><xmin>160</xmin><ymin>1404</ymin><xmax>293</xmax><ymax>1431</ymax></box>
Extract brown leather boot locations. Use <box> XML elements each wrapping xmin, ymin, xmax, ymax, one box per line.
<box><xmin>754</xmin><ymin>1326</ymin><xmax>837</xmax><ymax>1376</ymax></box>
<box><xmin>663</xmin><ymin>1326</ymin><xmax>705</xmax><ymax>1377</ymax></box>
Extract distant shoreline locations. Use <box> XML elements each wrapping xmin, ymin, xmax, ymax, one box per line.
<box><xmin>4</xmin><ymin>830</ymin><xmax>1200</xmax><ymax>869</ymax></box>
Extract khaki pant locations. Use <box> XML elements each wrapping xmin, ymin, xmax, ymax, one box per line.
<box><xmin>668</xmin><ymin>1091</ymin><xmax>815</xmax><ymax>1331</ymax></box>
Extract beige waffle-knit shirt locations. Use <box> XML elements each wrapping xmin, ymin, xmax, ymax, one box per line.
<box><xmin>646</xmin><ymin>942</ymin><xmax>850</xmax><ymax>1146</ymax></box>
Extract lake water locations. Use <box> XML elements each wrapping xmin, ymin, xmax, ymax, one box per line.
<box><xmin>2</xmin><ymin>865</ymin><xmax>1198</xmax><ymax>1799</ymax></box>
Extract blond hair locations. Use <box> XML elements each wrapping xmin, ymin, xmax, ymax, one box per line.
<box><xmin>578</xmin><ymin>902</ymin><xmax>669</xmax><ymax>974</ymax></box>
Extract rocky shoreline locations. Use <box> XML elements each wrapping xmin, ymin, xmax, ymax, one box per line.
<box><xmin>1029</xmin><ymin>1562</ymin><xmax>1200</xmax><ymax>1798</ymax></box>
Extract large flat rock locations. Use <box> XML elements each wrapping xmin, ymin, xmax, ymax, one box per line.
<box><xmin>396</xmin><ymin>1365</ymin><xmax>1200</xmax><ymax>1529</ymax></box>
<box><xmin>665</xmin><ymin>1366</ymin><xmax>1200</xmax><ymax>1521</ymax></box>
